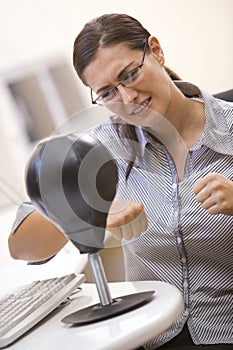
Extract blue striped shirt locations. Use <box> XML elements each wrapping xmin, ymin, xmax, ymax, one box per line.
<box><xmin>92</xmin><ymin>82</ymin><xmax>233</xmax><ymax>348</ymax></box>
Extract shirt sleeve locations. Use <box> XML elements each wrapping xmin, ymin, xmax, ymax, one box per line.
<box><xmin>11</xmin><ymin>201</ymin><xmax>36</xmax><ymax>234</ymax></box>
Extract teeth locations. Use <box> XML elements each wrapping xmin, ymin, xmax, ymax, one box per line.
<box><xmin>132</xmin><ymin>99</ymin><xmax>150</xmax><ymax>115</ymax></box>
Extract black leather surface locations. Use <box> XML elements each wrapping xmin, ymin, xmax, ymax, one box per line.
<box><xmin>25</xmin><ymin>133</ymin><xmax>118</xmax><ymax>253</ymax></box>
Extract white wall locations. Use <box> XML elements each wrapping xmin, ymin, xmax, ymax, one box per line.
<box><xmin>0</xmin><ymin>0</ymin><xmax>232</xmax><ymax>207</ymax></box>
<box><xmin>1</xmin><ymin>0</ymin><xmax>232</xmax><ymax>91</ymax></box>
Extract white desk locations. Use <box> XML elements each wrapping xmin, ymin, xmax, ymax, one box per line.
<box><xmin>2</xmin><ymin>269</ymin><xmax>184</xmax><ymax>350</ymax></box>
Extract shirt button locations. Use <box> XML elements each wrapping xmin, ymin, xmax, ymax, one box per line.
<box><xmin>181</xmin><ymin>257</ymin><xmax>186</xmax><ymax>263</ymax></box>
<box><xmin>183</xmin><ymin>309</ymin><xmax>189</xmax><ymax>317</ymax></box>
<box><xmin>174</xmin><ymin>211</ymin><xmax>178</xmax><ymax>218</ymax></box>
<box><xmin>183</xmin><ymin>281</ymin><xmax>188</xmax><ymax>289</ymax></box>
<box><xmin>172</xmin><ymin>183</ymin><xmax>177</xmax><ymax>189</ymax></box>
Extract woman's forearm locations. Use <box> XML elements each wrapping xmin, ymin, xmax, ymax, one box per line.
<box><xmin>8</xmin><ymin>211</ymin><xmax>68</xmax><ymax>263</ymax></box>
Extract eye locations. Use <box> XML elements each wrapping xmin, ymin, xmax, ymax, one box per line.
<box><xmin>121</xmin><ymin>67</ymin><xmax>141</xmax><ymax>85</ymax></box>
<box><xmin>98</xmin><ymin>89</ymin><xmax>116</xmax><ymax>101</ymax></box>
<box><xmin>99</xmin><ymin>88</ymin><xmax>116</xmax><ymax>101</ymax></box>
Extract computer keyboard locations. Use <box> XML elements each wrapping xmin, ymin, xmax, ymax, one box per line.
<box><xmin>0</xmin><ymin>273</ymin><xmax>86</xmax><ymax>348</ymax></box>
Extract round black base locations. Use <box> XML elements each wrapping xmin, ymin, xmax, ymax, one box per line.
<box><xmin>62</xmin><ymin>291</ymin><xmax>155</xmax><ymax>325</ymax></box>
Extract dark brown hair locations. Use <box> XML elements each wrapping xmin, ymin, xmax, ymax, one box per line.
<box><xmin>73</xmin><ymin>14</ymin><xmax>181</xmax><ymax>178</ymax></box>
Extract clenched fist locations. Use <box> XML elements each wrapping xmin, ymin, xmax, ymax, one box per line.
<box><xmin>193</xmin><ymin>173</ymin><xmax>233</xmax><ymax>216</ymax></box>
<box><xmin>106</xmin><ymin>198</ymin><xmax>148</xmax><ymax>240</ymax></box>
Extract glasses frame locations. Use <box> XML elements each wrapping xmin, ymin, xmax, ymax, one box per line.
<box><xmin>91</xmin><ymin>41</ymin><xmax>148</xmax><ymax>105</ymax></box>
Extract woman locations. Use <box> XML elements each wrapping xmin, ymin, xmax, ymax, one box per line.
<box><xmin>9</xmin><ymin>14</ymin><xmax>233</xmax><ymax>349</ymax></box>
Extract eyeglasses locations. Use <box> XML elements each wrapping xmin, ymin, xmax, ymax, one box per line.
<box><xmin>91</xmin><ymin>41</ymin><xmax>148</xmax><ymax>106</ymax></box>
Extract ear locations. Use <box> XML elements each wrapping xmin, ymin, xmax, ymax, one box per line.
<box><xmin>147</xmin><ymin>36</ymin><xmax>165</xmax><ymax>66</ymax></box>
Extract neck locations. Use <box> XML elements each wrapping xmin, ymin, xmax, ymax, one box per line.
<box><xmin>162</xmin><ymin>83</ymin><xmax>205</xmax><ymax>148</ymax></box>
<box><xmin>148</xmin><ymin>83</ymin><xmax>205</xmax><ymax>180</ymax></box>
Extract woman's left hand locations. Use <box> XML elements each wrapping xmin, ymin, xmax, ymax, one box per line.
<box><xmin>193</xmin><ymin>172</ymin><xmax>233</xmax><ymax>216</ymax></box>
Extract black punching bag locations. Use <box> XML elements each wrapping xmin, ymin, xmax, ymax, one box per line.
<box><xmin>25</xmin><ymin>132</ymin><xmax>118</xmax><ymax>254</ymax></box>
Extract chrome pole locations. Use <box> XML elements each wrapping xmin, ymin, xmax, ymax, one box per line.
<box><xmin>88</xmin><ymin>252</ymin><xmax>113</xmax><ymax>306</ymax></box>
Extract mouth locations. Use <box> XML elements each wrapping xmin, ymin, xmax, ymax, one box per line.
<box><xmin>131</xmin><ymin>97</ymin><xmax>152</xmax><ymax>116</ymax></box>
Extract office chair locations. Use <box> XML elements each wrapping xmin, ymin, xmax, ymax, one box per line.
<box><xmin>213</xmin><ymin>89</ymin><xmax>233</xmax><ymax>102</ymax></box>
<box><xmin>25</xmin><ymin>132</ymin><xmax>154</xmax><ymax>325</ymax></box>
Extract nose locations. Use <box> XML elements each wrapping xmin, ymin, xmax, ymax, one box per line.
<box><xmin>117</xmin><ymin>84</ymin><xmax>138</xmax><ymax>104</ymax></box>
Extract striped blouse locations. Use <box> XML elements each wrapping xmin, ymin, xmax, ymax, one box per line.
<box><xmin>92</xmin><ymin>82</ymin><xmax>233</xmax><ymax>348</ymax></box>
<box><xmin>12</xmin><ymin>82</ymin><xmax>233</xmax><ymax>348</ymax></box>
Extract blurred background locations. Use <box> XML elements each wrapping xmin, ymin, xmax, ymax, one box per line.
<box><xmin>0</xmin><ymin>0</ymin><xmax>232</xmax><ymax>269</ymax></box>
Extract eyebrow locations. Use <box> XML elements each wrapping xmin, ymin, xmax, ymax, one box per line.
<box><xmin>96</xmin><ymin>61</ymin><xmax>136</xmax><ymax>95</ymax></box>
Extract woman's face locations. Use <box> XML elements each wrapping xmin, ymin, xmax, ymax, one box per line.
<box><xmin>83</xmin><ymin>37</ymin><xmax>172</xmax><ymax>128</ymax></box>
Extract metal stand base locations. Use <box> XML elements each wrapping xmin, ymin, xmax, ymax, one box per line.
<box><xmin>62</xmin><ymin>291</ymin><xmax>154</xmax><ymax>325</ymax></box>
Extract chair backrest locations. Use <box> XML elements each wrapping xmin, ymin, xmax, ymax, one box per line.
<box><xmin>213</xmin><ymin>89</ymin><xmax>233</xmax><ymax>102</ymax></box>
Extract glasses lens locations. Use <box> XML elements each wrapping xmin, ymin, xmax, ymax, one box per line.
<box><xmin>93</xmin><ymin>88</ymin><xmax>118</xmax><ymax>105</ymax></box>
<box><xmin>121</xmin><ymin>66</ymin><xmax>143</xmax><ymax>87</ymax></box>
